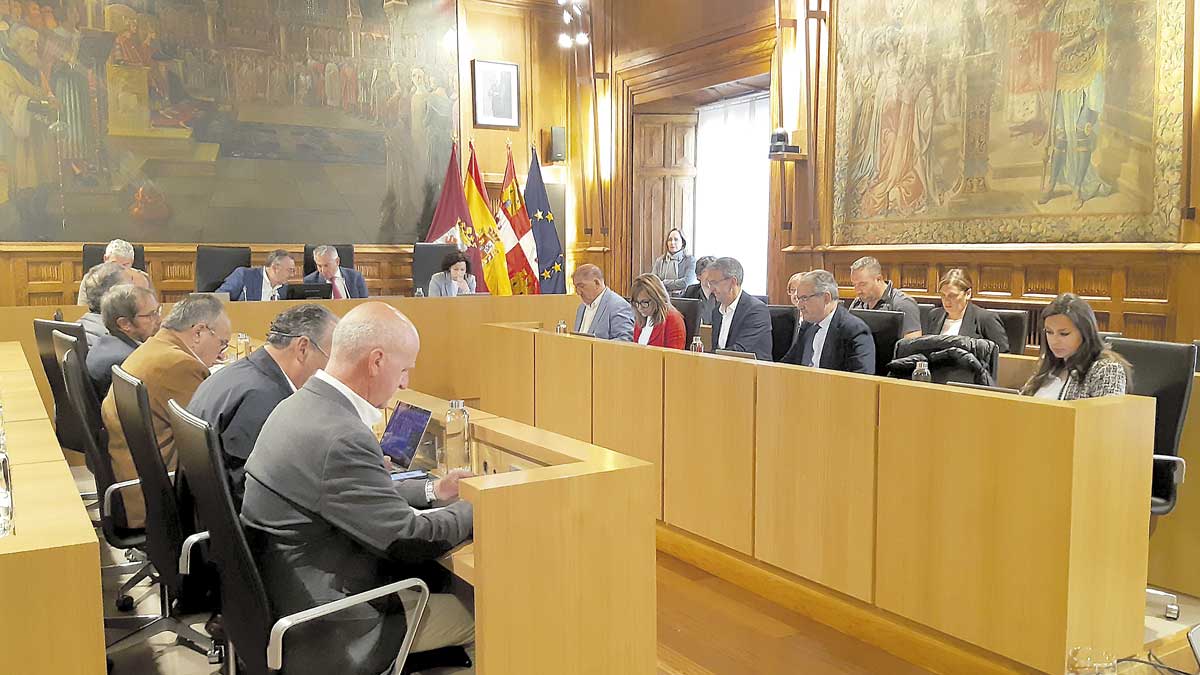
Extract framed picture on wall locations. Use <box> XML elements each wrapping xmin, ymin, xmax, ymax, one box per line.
<box><xmin>471</xmin><ymin>60</ymin><xmax>520</xmax><ymax>129</ymax></box>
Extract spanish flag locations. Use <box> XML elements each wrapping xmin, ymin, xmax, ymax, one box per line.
<box><xmin>464</xmin><ymin>143</ymin><xmax>513</xmax><ymax>296</ymax></box>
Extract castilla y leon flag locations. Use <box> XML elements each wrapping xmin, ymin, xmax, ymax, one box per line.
<box><xmin>524</xmin><ymin>147</ymin><xmax>566</xmax><ymax>293</ymax></box>
<box><xmin>424</xmin><ymin>142</ymin><xmax>488</xmax><ymax>292</ymax></box>
<box><xmin>495</xmin><ymin>146</ymin><xmax>541</xmax><ymax>294</ymax></box>
<box><xmin>464</xmin><ymin>142</ymin><xmax>512</xmax><ymax>296</ymax></box>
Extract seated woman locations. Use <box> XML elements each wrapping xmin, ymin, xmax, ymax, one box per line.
<box><xmin>428</xmin><ymin>251</ymin><xmax>477</xmax><ymax>297</ymax></box>
<box><xmin>924</xmin><ymin>268</ymin><xmax>1010</xmax><ymax>352</ymax></box>
<box><xmin>1020</xmin><ymin>293</ymin><xmax>1130</xmax><ymax>399</ymax></box>
<box><xmin>631</xmin><ymin>273</ymin><xmax>686</xmax><ymax>349</ymax></box>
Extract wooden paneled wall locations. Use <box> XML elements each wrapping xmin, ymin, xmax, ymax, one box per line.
<box><xmin>0</xmin><ymin>243</ymin><xmax>414</xmax><ymax>307</ymax></box>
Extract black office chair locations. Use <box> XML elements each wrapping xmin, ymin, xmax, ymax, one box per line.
<box><xmin>303</xmin><ymin>244</ymin><xmax>355</xmax><ymax>278</ymax></box>
<box><xmin>670</xmin><ymin>297</ymin><xmax>701</xmax><ymax>348</ymax></box>
<box><xmin>109</xmin><ymin>366</ymin><xmax>213</xmax><ymax>657</ymax></box>
<box><xmin>767</xmin><ymin>305</ymin><xmax>797</xmax><ymax>363</ymax></box>
<box><xmin>917</xmin><ymin>303</ymin><xmax>936</xmax><ymax>333</ymax></box>
<box><xmin>1099</xmin><ymin>331</ymin><xmax>1123</xmax><ymax>342</ymax></box>
<box><xmin>752</xmin><ymin>294</ymin><xmax>770</xmax><ymax>306</ymax></box>
<box><xmin>888</xmin><ymin>334</ymin><xmax>999</xmax><ymax>385</ymax></box>
<box><xmin>195</xmin><ymin>246</ymin><xmax>252</xmax><ymax>293</ymax></box>
<box><xmin>413</xmin><ymin>242</ymin><xmax>458</xmax><ymax>297</ymax></box>
<box><xmin>1107</xmin><ymin>337</ymin><xmax>1197</xmax><ymax>620</ymax></box>
<box><xmin>991</xmin><ymin>309</ymin><xmax>1029</xmax><ymax>355</ymax></box>
<box><xmin>167</xmin><ymin>401</ymin><xmax>439</xmax><ymax>675</ymax></box>
<box><xmin>848</xmin><ymin>308</ymin><xmax>905</xmax><ymax>377</ymax></box>
<box><xmin>34</xmin><ymin>318</ymin><xmax>91</xmax><ymax>455</ymax></box>
<box><xmin>83</xmin><ymin>243</ymin><xmax>147</xmax><ymax>272</ymax></box>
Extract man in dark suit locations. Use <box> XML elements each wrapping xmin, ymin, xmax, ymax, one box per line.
<box><xmin>303</xmin><ymin>244</ymin><xmax>368</xmax><ymax>299</ymax></box>
<box><xmin>241</xmin><ymin>303</ymin><xmax>474</xmax><ymax>673</ymax></box>
<box><xmin>86</xmin><ymin>284</ymin><xmax>161</xmax><ymax>397</ymax></box>
<box><xmin>701</xmin><ymin>257</ymin><xmax>772</xmax><ymax>360</ymax></box>
<box><xmin>188</xmin><ymin>304</ymin><xmax>337</xmax><ymax>506</ymax></box>
<box><xmin>216</xmin><ymin>249</ymin><xmax>296</xmax><ymax>301</ymax></box>
<box><xmin>782</xmin><ymin>269</ymin><xmax>875</xmax><ymax>375</ymax></box>
<box><xmin>680</xmin><ymin>255</ymin><xmax>717</xmax><ymax>325</ymax></box>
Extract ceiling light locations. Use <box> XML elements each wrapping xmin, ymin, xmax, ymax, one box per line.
<box><xmin>575</xmin><ymin>32</ymin><xmax>589</xmax><ymax>46</ymax></box>
<box><xmin>563</xmin><ymin>9</ymin><xmax>572</xmax><ymax>23</ymax></box>
<box><xmin>558</xmin><ymin>33</ymin><xmax>573</xmax><ymax>48</ymax></box>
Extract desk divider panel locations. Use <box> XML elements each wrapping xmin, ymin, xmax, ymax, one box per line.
<box><xmin>754</xmin><ymin>363</ymin><xmax>878</xmax><ymax>603</ymax></box>
<box><xmin>662</xmin><ymin>351</ymin><xmax>756</xmax><ymax>555</ymax></box>
<box><xmin>479</xmin><ymin>324</ymin><xmax>536</xmax><ymax>425</ymax></box>
<box><xmin>534</xmin><ymin>332</ymin><xmax>594</xmax><ymax>442</ymax></box>
<box><xmin>1149</xmin><ymin>373</ymin><xmax>1200</xmax><ymax>595</ymax></box>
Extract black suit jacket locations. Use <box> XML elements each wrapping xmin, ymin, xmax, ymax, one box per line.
<box><xmin>924</xmin><ymin>302</ymin><xmax>1009</xmax><ymax>353</ymax></box>
<box><xmin>187</xmin><ymin>348</ymin><xmax>294</xmax><ymax>506</ymax></box>
<box><xmin>782</xmin><ymin>305</ymin><xmax>875</xmax><ymax>374</ymax></box>
<box><xmin>710</xmin><ymin>292</ymin><xmax>773</xmax><ymax>360</ymax></box>
<box><xmin>85</xmin><ymin>331</ymin><xmax>139</xmax><ymax>398</ymax></box>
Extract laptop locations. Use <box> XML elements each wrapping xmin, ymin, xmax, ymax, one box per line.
<box><xmin>380</xmin><ymin>402</ymin><xmax>433</xmax><ymax>473</ymax></box>
<box><xmin>284</xmin><ymin>283</ymin><xmax>334</xmax><ymax>300</ymax></box>
<box><xmin>715</xmin><ymin>349</ymin><xmax>757</xmax><ymax>360</ymax></box>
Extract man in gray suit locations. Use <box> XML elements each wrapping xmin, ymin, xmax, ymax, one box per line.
<box><xmin>242</xmin><ymin>303</ymin><xmax>475</xmax><ymax>674</ymax></box>
<box><xmin>188</xmin><ymin>304</ymin><xmax>337</xmax><ymax>506</ymax></box>
<box><xmin>86</xmin><ymin>283</ymin><xmax>160</xmax><ymax>397</ymax></box>
<box><xmin>572</xmin><ymin>263</ymin><xmax>634</xmax><ymax>341</ymax></box>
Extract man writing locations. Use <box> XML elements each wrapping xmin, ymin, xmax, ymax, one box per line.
<box><xmin>302</xmin><ymin>245</ymin><xmax>368</xmax><ymax>299</ymax></box>
<box><xmin>847</xmin><ymin>256</ymin><xmax>922</xmax><ymax>339</ymax></box>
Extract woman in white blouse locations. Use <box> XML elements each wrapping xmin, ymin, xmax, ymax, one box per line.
<box><xmin>1020</xmin><ymin>293</ymin><xmax>1130</xmax><ymax>400</ymax></box>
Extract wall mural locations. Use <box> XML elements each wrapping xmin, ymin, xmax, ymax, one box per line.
<box><xmin>0</xmin><ymin>0</ymin><xmax>458</xmax><ymax>244</ymax></box>
<box><xmin>831</xmin><ymin>0</ymin><xmax>1184</xmax><ymax>244</ymax></box>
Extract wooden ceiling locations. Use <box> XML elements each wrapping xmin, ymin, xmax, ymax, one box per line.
<box><xmin>633</xmin><ymin>73</ymin><xmax>772</xmax><ymax>114</ymax></box>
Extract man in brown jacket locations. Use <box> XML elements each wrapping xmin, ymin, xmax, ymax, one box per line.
<box><xmin>102</xmin><ymin>294</ymin><xmax>231</xmax><ymax>528</ymax></box>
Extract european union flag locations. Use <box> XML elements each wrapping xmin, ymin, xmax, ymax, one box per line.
<box><xmin>524</xmin><ymin>148</ymin><xmax>566</xmax><ymax>294</ymax></box>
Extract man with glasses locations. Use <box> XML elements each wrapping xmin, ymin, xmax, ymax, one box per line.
<box><xmin>681</xmin><ymin>256</ymin><xmax>718</xmax><ymax>325</ymax></box>
<box><xmin>86</xmin><ymin>284</ymin><xmax>161</xmax><ymax>397</ymax></box>
<box><xmin>700</xmin><ymin>256</ymin><xmax>772</xmax><ymax>360</ymax></box>
<box><xmin>188</xmin><ymin>304</ymin><xmax>337</xmax><ymax>506</ymax></box>
<box><xmin>101</xmin><ymin>293</ymin><xmax>232</xmax><ymax>528</ymax></box>
<box><xmin>782</xmin><ymin>269</ymin><xmax>875</xmax><ymax>374</ymax></box>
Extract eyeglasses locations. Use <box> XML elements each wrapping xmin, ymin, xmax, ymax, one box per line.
<box><xmin>632</xmin><ymin>299</ymin><xmax>653</xmax><ymax>308</ymax></box>
<box><xmin>793</xmin><ymin>293</ymin><xmax>826</xmax><ymax>303</ymax></box>
<box><xmin>269</xmin><ymin>331</ymin><xmax>330</xmax><ymax>359</ymax></box>
<box><xmin>134</xmin><ymin>306</ymin><xmax>161</xmax><ymax>319</ymax></box>
<box><xmin>206</xmin><ymin>327</ymin><xmax>230</xmax><ymax>351</ymax></box>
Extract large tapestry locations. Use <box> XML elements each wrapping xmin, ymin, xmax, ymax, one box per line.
<box><xmin>0</xmin><ymin>0</ymin><xmax>457</xmax><ymax>244</ymax></box>
<box><xmin>831</xmin><ymin>0</ymin><xmax>1184</xmax><ymax>244</ymax></box>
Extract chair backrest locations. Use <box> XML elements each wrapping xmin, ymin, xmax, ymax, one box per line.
<box><xmin>83</xmin><ymin>243</ymin><xmax>146</xmax><ymax>272</ymax></box>
<box><xmin>767</xmin><ymin>305</ymin><xmax>797</xmax><ymax>363</ymax></box>
<box><xmin>195</xmin><ymin>245</ymin><xmax>252</xmax><ymax>293</ymax></box>
<box><xmin>669</xmin><ymin>297</ymin><xmax>701</xmax><ymax>347</ymax></box>
<box><xmin>34</xmin><ymin>318</ymin><xmax>90</xmax><ymax>453</ymax></box>
<box><xmin>1107</xmin><ymin>338</ymin><xmax>1197</xmax><ymax>509</ymax></box>
<box><xmin>917</xmin><ymin>303</ymin><xmax>936</xmax><ymax>332</ymax></box>
<box><xmin>848</xmin><ymin>308</ymin><xmax>905</xmax><ymax>376</ymax></box>
<box><xmin>168</xmin><ymin>400</ymin><xmax>273</xmax><ymax>675</ymax></box>
<box><xmin>54</xmin><ymin>331</ymin><xmax>128</xmax><ymax>540</ymax></box>
<box><xmin>303</xmin><ymin>244</ymin><xmax>355</xmax><ymax>278</ymax></box>
<box><xmin>1099</xmin><ymin>331</ymin><xmax>1123</xmax><ymax>341</ymax></box>
<box><xmin>110</xmin><ymin>365</ymin><xmax>185</xmax><ymax>594</ymax></box>
<box><xmin>752</xmin><ymin>294</ymin><xmax>770</xmax><ymax>305</ymax></box>
<box><xmin>991</xmin><ymin>308</ymin><xmax>1029</xmax><ymax>355</ymax></box>
<box><xmin>413</xmin><ymin>243</ymin><xmax>457</xmax><ymax>296</ymax></box>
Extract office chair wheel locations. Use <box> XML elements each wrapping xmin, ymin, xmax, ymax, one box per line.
<box><xmin>207</xmin><ymin>642</ymin><xmax>225</xmax><ymax>665</ymax></box>
<box><xmin>115</xmin><ymin>594</ymin><xmax>135</xmax><ymax>612</ymax></box>
<box><xmin>1166</xmin><ymin>603</ymin><xmax>1181</xmax><ymax>620</ymax></box>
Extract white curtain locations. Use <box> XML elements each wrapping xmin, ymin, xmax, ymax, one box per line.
<box><xmin>693</xmin><ymin>93</ymin><xmax>772</xmax><ymax>295</ymax></box>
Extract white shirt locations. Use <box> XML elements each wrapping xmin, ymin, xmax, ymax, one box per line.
<box><xmin>808</xmin><ymin>307</ymin><xmax>837</xmax><ymax>368</ymax></box>
<box><xmin>941</xmin><ymin>317</ymin><xmax>963</xmax><ymax>337</ymax></box>
<box><xmin>717</xmin><ymin>290</ymin><xmax>742</xmax><ymax>350</ymax></box>
<box><xmin>1034</xmin><ymin>374</ymin><xmax>1067</xmax><ymax>400</ymax></box>
<box><xmin>637</xmin><ymin>317</ymin><xmax>655</xmax><ymax>345</ymax></box>
<box><xmin>313</xmin><ymin>369</ymin><xmax>383</xmax><ymax>428</ymax></box>
<box><xmin>579</xmin><ymin>293</ymin><xmax>603</xmax><ymax>334</ymax></box>
<box><xmin>261</xmin><ymin>267</ymin><xmax>283</xmax><ymax>301</ymax></box>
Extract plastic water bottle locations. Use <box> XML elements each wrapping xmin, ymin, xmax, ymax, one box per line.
<box><xmin>414</xmin><ymin>288</ymin><xmax>425</xmax><ymax>298</ymax></box>
<box><xmin>554</xmin><ymin>320</ymin><xmax>567</xmax><ymax>334</ymax></box>
<box><xmin>442</xmin><ymin>400</ymin><xmax>472</xmax><ymax>473</ymax></box>
<box><xmin>236</xmin><ymin>332</ymin><xmax>250</xmax><ymax>360</ymax></box>
<box><xmin>0</xmin><ymin>435</ymin><xmax>12</xmax><ymax>538</ymax></box>
<box><xmin>689</xmin><ymin>336</ymin><xmax>704</xmax><ymax>353</ymax></box>
<box><xmin>912</xmin><ymin>361</ymin><xmax>932</xmax><ymax>383</ymax></box>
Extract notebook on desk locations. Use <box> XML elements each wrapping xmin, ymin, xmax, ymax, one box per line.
<box><xmin>380</xmin><ymin>403</ymin><xmax>433</xmax><ymax>471</ymax></box>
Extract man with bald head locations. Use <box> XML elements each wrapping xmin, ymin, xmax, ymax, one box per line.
<box><xmin>571</xmin><ymin>263</ymin><xmax>634</xmax><ymax>341</ymax></box>
<box><xmin>242</xmin><ymin>302</ymin><xmax>475</xmax><ymax>674</ymax></box>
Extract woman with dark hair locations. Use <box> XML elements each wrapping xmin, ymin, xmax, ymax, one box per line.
<box><xmin>427</xmin><ymin>251</ymin><xmax>477</xmax><ymax>297</ymax></box>
<box><xmin>1020</xmin><ymin>293</ymin><xmax>1130</xmax><ymax>399</ymax></box>
<box><xmin>631</xmin><ymin>273</ymin><xmax>686</xmax><ymax>349</ymax></box>
<box><xmin>651</xmin><ymin>227</ymin><xmax>696</xmax><ymax>297</ymax></box>
<box><xmin>923</xmin><ymin>268</ymin><xmax>1009</xmax><ymax>352</ymax></box>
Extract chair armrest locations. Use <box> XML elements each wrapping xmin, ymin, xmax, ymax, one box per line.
<box><xmin>1155</xmin><ymin>455</ymin><xmax>1186</xmax><ymax>485</ymax></box>
<box><xmin>178</xmin><ymin>531</ymin><xmax>210</xmax><ymax>575</ymax></box>
<box><xmin>267</xmin><ymin>577</ymin><xmax>429</xmax><ymax>671</ymax></box>
<box><xmin>101</xmin><ymin>471</ymin><xmax>174</xmax><ymax>517</ymax></box>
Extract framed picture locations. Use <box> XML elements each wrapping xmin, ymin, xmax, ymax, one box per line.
<box><xmin>471</xmin><ymin>60</ymin><xmax>520</xmax><ymax>128</ymax></box>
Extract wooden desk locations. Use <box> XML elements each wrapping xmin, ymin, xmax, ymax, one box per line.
<box><xmin>533</xmin><ymin>331</ymin><xmax>593</xmax><ymax>442</ymax></box>
<box><xmin>0</xmin><ymin>369</ymin><xmax>50</xmax><ymax>422</ymax></box>
<box><xmin>5</xmin><ymin>419</ymin><xmax>68</xmax><ymax>465</ymax></box>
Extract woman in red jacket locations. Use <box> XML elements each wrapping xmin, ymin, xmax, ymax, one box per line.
<box><xmin>631</xmin><ymin>273</ymin><xmax>687</xmax><ymax>349</ymax></box>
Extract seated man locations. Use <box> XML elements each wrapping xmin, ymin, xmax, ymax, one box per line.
<box><xmin>217</xmin><ymin>249</ymin><xmax>296</xmax><ymax>301</ymax></box>
<box><xmin>188</xmin><ymin>304</ymin><xmax>337</xmax><ymax>506</ymax></box>
<box><xmin>681</xmin><ymin>255</ymin><xmax>717</xmax><ymax>325</ymax></box>
<box><xmin>702</xmin><ymin>257</ymin><xmax>771</xmax><ymax>360</ymax></box>
<box><xmin>571</xmin><ymin>263</ymin><xmax>634</xmax><ymax>341</ymax></box>
<box><xmin>783</xmin><ymin>269</ymin><xmax>875</xmax><ymax>374</ymax></box>
<box><xmin>242</xmin><ymin>303</ymin><xmax>474</xmax><ymax>674</ymax></box>
<box><xmin>79</xmin><ymin>262</ymin><xmax>152</xmax><ymax>347</ymax></box>
<box><xmin>847</xmin><ymin>256</ymin><xmax>922</xmax><ymax>339</ymax></box>
<box><xmin>102</xmin><ymin>294</ymin><xmax>230</xmax><ymax>528</ymax></box>
<box><xmin>86</xmin><ymin>284</ymin><xmax>161</xmax><ymax>398</ymax></box>
<box><xmin>303</xmin><ymin>245</ymin><xmax>368</xmax><ymax>299</ymax></box>
<box><xmin>77</xmin><ymin>238</ymin><xmax>136</xmax><ymax>305</ymax></box>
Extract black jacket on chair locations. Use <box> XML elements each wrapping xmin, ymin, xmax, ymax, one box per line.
<box><xmin>781</xmin><ymin>305</ymin><xmax>875</xmax><ymax>374</ymax></box>
<box><xmin>923</xmin><ymin>303</ymin><xmax>1010</xmax><ymax>353</ymax></box>
<box><xmin>710</xmin><ymin>292</ymin><xmax>772</xmax><ymax>360</ymax></box>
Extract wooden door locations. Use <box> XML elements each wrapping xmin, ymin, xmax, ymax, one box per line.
<box><xmin>632</xmin><ymin>114</ymin><xmax>698</xmax><ymax>281</ymax></box>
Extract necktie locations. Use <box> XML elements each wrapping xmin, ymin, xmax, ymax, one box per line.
<box><xmin>331</xmin><ymin>278</ymin><xmax>344</xmax><ymax>299</ymax></box>
<box><xmin>800</xmin><ymin>324</ymin><xmax>816</xmax><ymax>367</ymax></box>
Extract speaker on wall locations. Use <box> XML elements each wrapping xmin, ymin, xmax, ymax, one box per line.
<box><xmin>549</xmin><ymin>126</ymin><xmax>567</xmax><ymax>162</ymax></box>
